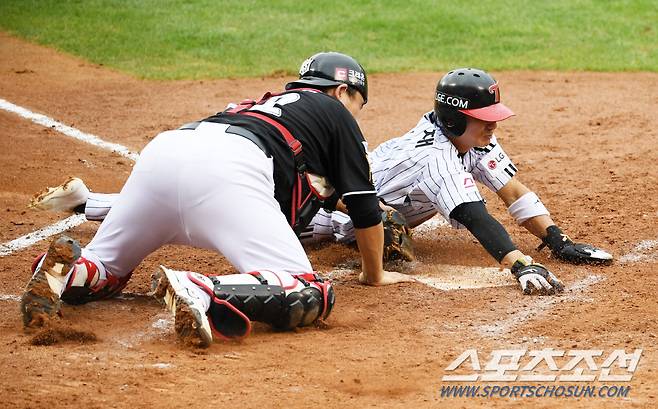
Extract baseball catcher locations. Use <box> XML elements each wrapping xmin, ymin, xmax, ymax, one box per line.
<box><xmin>21</xmin><ymin>51</ymin><xmax>415</xmax><ymax>349</ymax></box>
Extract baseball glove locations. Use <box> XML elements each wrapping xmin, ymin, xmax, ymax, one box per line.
<box><xmin>382</xmin><ymin>209</ymin><xmax>415</xmax><ymax>262</ymax></box>
<box><xmin>538</xmin><ymin>225</ymin><xmax>613</xmax><ymax>265</ymax></box>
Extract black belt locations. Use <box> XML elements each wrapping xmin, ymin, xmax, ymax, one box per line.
<box><xmin>179</xmin><ymin>121</ymin><xmax>270</xmax><ymax>157</ymax></box>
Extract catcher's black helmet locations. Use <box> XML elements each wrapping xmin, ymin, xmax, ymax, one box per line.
<box><xmin>433</xmin><ymin>68</ymin><xmax>514</xmax><ymax>137</ymax></box>
<box><xmin>286</xmin><ymin>52</ymin><xmax>368</xmax><ymax>103</ymax></box>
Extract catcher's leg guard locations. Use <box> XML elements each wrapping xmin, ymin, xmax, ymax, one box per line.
<box><xmin>190</xmin><ymin>271</ymin><xmax>335</xmax><ymax>339</ymax></box>
<box><xmin>59</xmin><ymin>256</ymin><xmax>132</xmax><ymax>305</ymax></box>
<box><xmin>24</xmin><ymin>237</ymin><xmax>130</xmax><ymax>313</ymax></box>
<box><xmin>150</xmin><ymin>267</ymin><xmax>213</xmax><ymax>348</ymax></box>
<box><xmin>21</xmin><ymin>235</ymin><xmax>81</xmax><ymax>328</ymax></box>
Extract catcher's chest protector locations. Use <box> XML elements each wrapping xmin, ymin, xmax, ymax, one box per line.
<box><xmin>228</xmin><ymin>91</ymin><xmax>332</xmax><ymax>235</ymax></box>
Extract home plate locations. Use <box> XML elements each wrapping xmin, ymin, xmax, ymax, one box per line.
<box><xmin>410</xmin><ymin>264</ymin><xmax>515</xmax><ymax>290</ymax></box>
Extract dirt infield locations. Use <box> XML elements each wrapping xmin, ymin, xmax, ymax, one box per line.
<box><xmin>1</xmin><ymin>32</ymin><xmax>657</xmax><ymax>408</ymax></box>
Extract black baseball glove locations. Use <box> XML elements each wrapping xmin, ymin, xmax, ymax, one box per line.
<box><xmin>538</xmin><ymin>225</ymin><xmax>613</xmax><ymax>265</ymax></box>
<box><xmin>381</xmin><ymin>209</ymin><xmax>415</xmax><ymax>262</ymax></box>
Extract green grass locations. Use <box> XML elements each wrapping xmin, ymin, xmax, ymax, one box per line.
<box><xmin>0</xmin><ymin>0</ymin><xmax>655</xmax><ymax>79</ymax></box>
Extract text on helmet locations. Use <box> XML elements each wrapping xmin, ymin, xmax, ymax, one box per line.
<box><xmin>435</xmin><ymin>92</ymin><xmax>469</xmax><ymax>109</ymax></box>
<box><xmin>335</xmin><ymin>67</ymin><xmax>365</xmax><ymax>86</ymax></box>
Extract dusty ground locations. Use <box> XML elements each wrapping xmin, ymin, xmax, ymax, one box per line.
<box><xmin>0</xmin><ymin>32</ymin><xmax>656</xmax><ymax>408</ymax></box>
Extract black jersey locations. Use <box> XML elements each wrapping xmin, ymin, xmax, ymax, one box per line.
<box><xmin>204</xmin><ymin>88</ymin><xmax>376</xmax><ymax>223</ymax></box>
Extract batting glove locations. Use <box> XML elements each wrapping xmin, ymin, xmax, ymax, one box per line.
<box><xmin>538</xmin><ymin>225</ymin><xmax>613</xmax><ymax>265</ymax></box>
<box><xmin>511</xmin><ymin>256</ymin><xmax>564</xmax><ymax>295</ymax></box>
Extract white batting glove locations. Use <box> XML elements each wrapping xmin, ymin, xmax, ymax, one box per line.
<box><xmin>511</xmin><ymin>256</ymin><xmax>564</xmax><ymax>295</ymax></box>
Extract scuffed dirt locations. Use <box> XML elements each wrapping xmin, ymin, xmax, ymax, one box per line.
<box><xmin>30</xmin><ymin>326</ymin><xmax>97</xmax><ymax>346</ymax></box>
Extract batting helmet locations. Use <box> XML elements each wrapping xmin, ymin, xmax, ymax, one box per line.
<box><xmin>434</xmin><ymin>68</ymin><xmax>514</xmax><ymax>137</ymax></box>
<box><xmin>286</xmin><ymin>52</ymin><xmax>368</xmax><ymax>103</ymax></box>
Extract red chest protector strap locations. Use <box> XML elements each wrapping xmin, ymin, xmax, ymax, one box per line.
<box><xmin>229</xmin><ymin>89</ymin><xmax>322</xmax><ymax>231</ymax></box>
<box><xmin>241</xmin><ymin>111</ymin><xmax>304</xmax><ymax>170</ymax></box>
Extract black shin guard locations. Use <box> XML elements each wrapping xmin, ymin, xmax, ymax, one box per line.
<box><xmin>208</xmin><ymin>275</ymin><xmax>334</xmax><ymax>334</ymax></box>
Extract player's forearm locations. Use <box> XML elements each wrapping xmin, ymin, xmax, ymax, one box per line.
<box><xmin>501</xmin><ymin>180</ymin><xmax>553</xmax><ymax>234</ymax></box>
<box><xmin>521</xmin><ymin>214</ymin><xmax>556</xmax><ymax>240</ymax></box>
<box><xmin>354</xmin><ymin>223</ymin><xmax>384</xmax><ymax>283</ymax></box>
<box><xmin>497</xmin><ymin>179</ymin><xmax>531</xmax><ymax>206</ymax></box>
<box><xmin>450</xmin><ymin>201</ymin><xmax>517</xmax><ymax>263</ymax></box>
<box><xmin>501</xmin><ymin>249</ymin><xmax>527</xmax><ymax>269</ymax></box>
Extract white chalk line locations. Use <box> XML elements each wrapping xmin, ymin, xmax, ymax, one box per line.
<box><xmin>0</xmin><ymin>98</ymin><xmax>139</xmax><ymax>161</ymax></box>
<box><xmin>618</xmin><ymin>239</ymin><xmax>658</xmax><ymax>264</ymax></box>
<box><xmin>0</xmin><ymin>214</ymin><xmax>87</xmax><ymax>257</ymax></box>
<box><xmin>0</xmin><ymin>98</ymin><xmax>140</xmax><ymax>257</ymax></box>
<box><xmin>0</xmin><ymin>294</ymin><xmax>21</xmax><ymax>302</ymax></box>
<box><xmin>478</xmin><ymin>275</ymin><xmax>605</xmax><ymax>337</ymax></box>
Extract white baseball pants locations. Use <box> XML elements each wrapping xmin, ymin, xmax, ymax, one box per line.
<box><xmin>84</xmin><ymin>122</ymin><xmax>313</xmax><ymax>278</ymax></box>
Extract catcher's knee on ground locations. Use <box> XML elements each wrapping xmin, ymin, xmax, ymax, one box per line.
<box><xmin>191</xmin><ymin>270</ymin><xmax>335</xmax><ymax>340</ymax></box>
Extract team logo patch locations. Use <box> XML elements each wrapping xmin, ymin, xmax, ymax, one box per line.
<box><xmin>463</xmin><ymin>176</ymin><xmax>475</xmax><ymax>189</ymax></box>
<box><xmin>299</xmin><ymin>57</ymin><xmax>314</xmax><ymax>75</ymax></box>
<box><xmin>335</xmin><ymin>67</ymin><xmax>348</xmax><ymax>81</ymax></box>
<box><xmin>488</xmin><ymin>160</ymin><xmax>497</xmax><ymax>170</ymax></box>
<box><xmin>488</xmin><ymin>82</ymin><xmax>500</xmax><ymax>103</ymax></box>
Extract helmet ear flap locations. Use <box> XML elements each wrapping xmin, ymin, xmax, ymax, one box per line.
<box><xmin>435</xmin><ymin>107</ymin><xmax>467</xmax><ymax>137</ymax></box>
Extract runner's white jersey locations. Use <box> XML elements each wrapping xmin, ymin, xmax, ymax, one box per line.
<box><xmin>370</xmin><ymin>112</ymin><xmax>518</xmax><ymax>227</ymax></box>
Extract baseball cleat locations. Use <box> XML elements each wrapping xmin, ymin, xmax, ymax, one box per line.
<box><xmin>28</xmin><ymin>177</ymin><xmax>90</xmax><ymax>212</ymax></box>
<box><xmin>151</xmin><ymin>266</ymin><xmax>213</xmax><ymax>348</ymax></box>
<box><xmin>20</xmin><ymin>235</ymin><xmax>81</xmax><ymax>328</ymax></box>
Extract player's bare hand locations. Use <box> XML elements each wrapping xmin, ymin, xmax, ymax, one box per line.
<box><xmin>358</xmin><ymin>270</ymin><xmax>416</xmax><ymax>286</ymax></box>
<box><xmin>378</xmin><ymin>201</ymin><xmax>396</xmax><ymax>213</ymax></box>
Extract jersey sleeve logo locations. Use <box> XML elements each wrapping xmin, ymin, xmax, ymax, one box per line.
<box><xmin>487</xmin><ymin>160</ymin><xmax>497</xmax><ymax>170</ymax></box>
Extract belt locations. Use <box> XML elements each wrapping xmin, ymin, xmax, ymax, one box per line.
<box><xmin>179</xmin><ymin>121</ymin><xmax>270</xmax><ymax>157</ymax></box>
